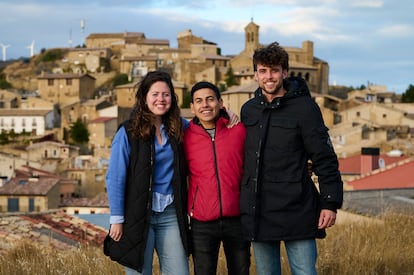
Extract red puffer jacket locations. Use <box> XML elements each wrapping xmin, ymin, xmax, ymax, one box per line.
<box><xmin>184</xmin><ymin>116</ymin><xmax>246</xmax><ymax>222</ymax></box>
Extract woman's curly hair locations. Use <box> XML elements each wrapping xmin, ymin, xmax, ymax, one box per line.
<box><xmin>129</xmin><ymin>71</ymin><xmax>184</xmax><ymax>142</ymax></box>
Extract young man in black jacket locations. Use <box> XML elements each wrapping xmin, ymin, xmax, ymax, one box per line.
<box><xmin>240</xmin><ymin>42</ymin><xmax>343</xmax><ymax>275</ymax></box>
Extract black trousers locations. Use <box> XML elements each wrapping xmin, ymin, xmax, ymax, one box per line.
<box><xmin>191</xmin><ymin>217</ymin><xmax>251</xmax><ymax>275</ymax></box>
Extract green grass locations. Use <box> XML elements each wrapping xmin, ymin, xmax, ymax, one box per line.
<box><xmin>0</xmin><ymin>212</ymin><xmax>412</xmax><ymax>275</ymax></box>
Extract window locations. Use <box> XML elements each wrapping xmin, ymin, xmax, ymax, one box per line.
<box><xmin>22</xmin><ymin>118</ymin><xmax>26</xmax><ymax>127</ymax></box>
<box><xmin>383</xmin><ymin>114</ymin><xmax>387</xmax><ymax>118</ymax></box>
<box><xmin>48</xmin><ymin>79</ymin><xmax>54</xmax><ymax>86</ymax></box>
<box><xmin>29</xmin><ymin>198</ymin><xmax>35</xmax><ymax>212</ymax></box>
<box><xmin>66</xmin><ymin>79</ymin><xmax>72</xmax><ymax>85</ymax></box>
<box><xmin>356</xmin><ymin>111</ymin><xmax>360</xmax><ymax>117</ymax></box>
<box><xmin>7</xmin><ymin>198</ymin><xmax>19</xmax><ymax>212</ymax></box>
<box><xmin>32</xmin><ymin>118</ymin><xmax>37</xmax><ymax>126</ymax></box>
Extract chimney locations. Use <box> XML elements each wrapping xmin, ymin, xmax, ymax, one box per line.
<box><xmin>360</xmin><ymin>147</ymin><xmax>380</xmax><ymax>174</ymax></box>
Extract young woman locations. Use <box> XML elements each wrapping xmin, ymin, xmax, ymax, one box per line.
<box><xmin>104</xmin><ymin>71</ymin><xmax>190</xmax><ymax>275</ymax></box>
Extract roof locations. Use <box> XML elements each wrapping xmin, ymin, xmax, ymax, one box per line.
<box><xmin>200</xmin><ymin>54</ymin><xmax>231</xmax><ymax>60</ymax></box>
<box><xmin>87</xmin><ymin>32</ymin><xmax>144</xmax><ymax>39</ymax></box>
<box><xmin>347</xmin><ymin>158</ymin><xmax>414</xmax><ymax>190</ymax></box>
<box><xmin>26</xmin><ymin>141</ymin><xmax>76</xmax><ymax>151</ymax></box>
<box><xmin>222</xmin><ymin>81</ymin><xmax>258</xmax><ymax>94</ymax></box>
<box><xmin>0</xmin><ymin>109</ymin><xmax>52</xmax><ymax>116</ymax></box>
<box><xmin>120</xmin><ymin>55</ymin><xmax>158</xmax><ymax>61</ymax></box>
<box><xmin>0</xmin><ymin>211</ymin><xmax>107</xmax><ymax>251</ymax></box>
<box><xmin>339</xmin><ymin>154</ymin><xmax>408</xmax><ymax>174</ymax></box>
<box><xmin>37</xmin><ymin>73</ymin><xmax>96</xmax><ymax>80</ymax></box>
<box><xmin>0</xmin><ymin>177</ymin><xmax>59</xmax><ymax>195</ymax></box>
<box><xmin>14</xmin><ymin>165</ymin><xmax>77</xmax><ymax>184</ymax></box>
<box><xmin>60</xmin><ymin>193</ymin><xmax>108</xmax><ymax>208</ymax></box>
<box><xmin>89</xmin><ymin>116</ymin><xmax>116</xmax><ymax>124</ymax></box>
<box><xmin>142</xmin><ymin>38</ymin><xmax>169</xmax><ymax>45</ymax></box>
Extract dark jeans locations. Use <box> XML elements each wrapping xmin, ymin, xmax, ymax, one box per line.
<box><xmin>191</xmin><ymin>217</ymin><xmax>251</xmax><ymax>275</ymax></box>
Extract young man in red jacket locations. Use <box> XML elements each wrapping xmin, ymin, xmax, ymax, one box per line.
<box><xmin>184</xmin><ymin>81</ymin><xmax>250</xmax><ymax>275</ymax></box>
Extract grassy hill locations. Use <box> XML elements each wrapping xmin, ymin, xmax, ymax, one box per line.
<box><xmin>0</xmin><ymin>212</ymin><xmax>412</xmax><ymax>275</ymax></box>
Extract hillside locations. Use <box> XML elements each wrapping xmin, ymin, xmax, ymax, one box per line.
<box><xmin>1</xmin><ymin>49</ymin><xmax>117</xmax><ymax>94</ymax></box>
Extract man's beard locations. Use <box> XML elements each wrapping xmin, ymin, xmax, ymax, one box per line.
<box><xmin>261</xmin><ymin>81</ymin><xmax>283</xmax><ymax>95</ymax></box>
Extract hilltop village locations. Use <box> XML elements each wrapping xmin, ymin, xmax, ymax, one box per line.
<box><xmin>0</xmin><ymin>19</ymin><xmax>413</xmax><ymax>224</ymax></box>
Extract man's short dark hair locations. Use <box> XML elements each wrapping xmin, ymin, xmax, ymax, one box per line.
<box><xmin>190</xmin><ymin>81</ymin><xmax>221</xmax><ymax>102</ymax></box>
<box><xmin>253</xmin><ymin>42</ymin><xmax>289</xmax><ymax>72</ymax></box>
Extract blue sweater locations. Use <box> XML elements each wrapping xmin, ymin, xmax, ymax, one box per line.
<box><xmin>106</xmin><ymin>120</ymin><xmax>188</xmax><ymax>224</ymax></box>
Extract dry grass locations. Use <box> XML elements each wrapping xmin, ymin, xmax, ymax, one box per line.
<box><xmin>0</xmin><ymin>212</ymin><xmax>412</xmax><ymax>275</ymax></box>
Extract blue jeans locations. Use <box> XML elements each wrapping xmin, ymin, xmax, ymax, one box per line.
<box><xmin>253</xmin><ymin>239</ymin><xmax>317</xmax><ymax>275</ymax></box>
<box><xmin>191</xmin><ymin>217</ymin><xmax>250</xmax><ymax>275</ymax></box>
<box><xmin>126</xmin><ymin>204</ymin><xmax>189</xmax><ymax>275</ymax></box>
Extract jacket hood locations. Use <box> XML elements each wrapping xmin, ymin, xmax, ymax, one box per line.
<box><xmin>283</xmin><ymin>76</ymin><xmax>311</xmax><ymax>98</ymax></box>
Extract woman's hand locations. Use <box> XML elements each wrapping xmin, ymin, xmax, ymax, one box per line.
<box><xmin>109</xmin><ymin>223</ymin><xmax>123</xmax><ymax>242</ymax></box>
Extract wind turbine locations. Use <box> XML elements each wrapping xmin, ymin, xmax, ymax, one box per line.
<box><xmin>0</xmin><ymin>43</ymin><xmax>10</xmax><ymax>61</ymax></box>
<box><xmin>27</xmin><ymin>40</ymin><xmax>35</xmax><ymax>57</ymax></box>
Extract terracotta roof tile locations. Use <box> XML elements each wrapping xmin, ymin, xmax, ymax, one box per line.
<box><xmin>338</xmin><ymin>154</ymin><xmax>408</xmax><ymax>174</ymax></box>
<box><xmin>0</xmin><ymin>177</ymin><xmax>59</xmax><ymax>195</ymax></box>
<box><xmin>347</xmin><ymin>158</ymin><xmax>414</xmax><ymax>190</ymax></box>
<box><xmin>0</xmin><ymin>211</ymin><xmax>106</xmax><ymax>252</ymax></box>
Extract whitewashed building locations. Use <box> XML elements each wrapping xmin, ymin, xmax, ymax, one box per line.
<box><xmin>0</xmin><ymin>109</ymin><xmax>55</xmax><ymax>135</ymax></box>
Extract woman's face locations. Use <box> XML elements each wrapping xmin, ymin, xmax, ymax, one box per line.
<box><xmin>146</xmin><ymin>81</ymin><xmax>172</xmax><ymax>117</ymax></box>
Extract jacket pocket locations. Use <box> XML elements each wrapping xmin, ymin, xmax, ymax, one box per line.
<box><xmin>189</xmin><ymin>186</ymin><xmax>199</xmax><ymax>218</ymax></box>
<box><xmin>268</xmin><ymin>118</ymin><xmax>300</xmax><ymax>151</ymax></box>
<box><xmin>243</xmin><ymin>117</ymin><xmax>259</xmax><ymax>127</ymax></box>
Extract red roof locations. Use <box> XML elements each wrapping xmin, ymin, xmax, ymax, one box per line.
<box><xmin>347</xmin><ymin>158</ymin><xmax>414</xmax><ymax>190</ymax></box>
<box><xmin>89</xmin><ymin>116</ymin><xmax>116</xmax><ymax>124</ymax></box>
<box><xmin>338</xmin><ymin>154</ymin><xmax>408</xmax><ymax>174</ymax></box>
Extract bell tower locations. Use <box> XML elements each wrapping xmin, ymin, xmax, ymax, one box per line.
<box><xmin>244</xmin><ymin>18</ymin><xmax>259</xmax><ymax>54</ymax></box>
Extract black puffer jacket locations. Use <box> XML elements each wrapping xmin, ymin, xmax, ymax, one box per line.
<box><xmin>104</xmin><ymin>120</ymin><xmax>190</xmax><ymax>272</ymax></box>
<box><xmin>240</xmin><ymin>77</ymin><xmax>343</xmax><ymax>242</ymax></box>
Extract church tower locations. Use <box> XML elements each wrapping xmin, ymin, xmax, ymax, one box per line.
<box><xmin>244</xmin><ymin>19</ymin><xmax>260</xmax><ymax>54</ymax></box>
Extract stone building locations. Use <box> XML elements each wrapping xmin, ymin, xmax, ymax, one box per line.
<box><xmin>230</xmin><ymin>20</ymin><xmax>329</xmax><ymax>94</ymax></box>
<box><xmin>66</xmin><ymin>47</ymin><xmax>112</xmax><ymax>73</ymax></box>
<box><xmin>37</xmin><ymin>73</ymin><xmax>96</xmax><ymax>104</ymax></box>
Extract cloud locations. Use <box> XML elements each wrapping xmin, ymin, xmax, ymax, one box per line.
<box><xmin>0</xmin><ymin>0</ymin><xmax>412</xmax><ymax>93</ymax></box>
<box><xmin>377</xmin><ymin>24</ymin><xmax>414</xmax><ymax>37</ymax></box>
<box><xmin>350</xmin><ymin>0</ymin><xmax>383</xmax><ymax>8</ymax></box>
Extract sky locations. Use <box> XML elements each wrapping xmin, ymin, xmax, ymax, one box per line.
<box><xmin>0</xmin><ymin>0</ymin><xmax>413</xmax><ymax>94</ymax></box>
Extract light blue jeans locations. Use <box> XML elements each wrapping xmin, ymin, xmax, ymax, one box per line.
<box><xmin>253</xmin><ymin>239</ymin><xmax>317</xmax><ymax>275</ymax></box>
<box><xmin>126</xmin><ymin>204</ymin><xmax>189</xmax><ymax>275</ymax></box>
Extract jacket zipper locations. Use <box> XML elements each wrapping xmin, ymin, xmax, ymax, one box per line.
<box><xmin>211</xmin><ymin>136</ymin><xmax>223</xmax><ymax>218</ymax></box>
<box><xmin>190</xmin><ymin>186</ymin><xmax>198</xmax><ymax>217</ymax></box>
<box><xmin>147</xmin><ymin>142</ymin><xmax>154</xmax><ymax>211</ymax></box>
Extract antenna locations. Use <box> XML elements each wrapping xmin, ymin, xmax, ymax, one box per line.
<box><xmin>0</xmin><ymin>43</ymin><xmax>10</xmax><ymax>61</ymax></box>
<box><xmin>80</xmin><ymin>19</ymin><xmax>86</xmax><ymax>46</ymax></box>
<box><xmin>80</xmin><ymin>19</ymin><xmax>85</xmax><ymax>33</ymax></box>
<box><xmin>27</xmin><ymin>40</ymin><xmax>35</xmax><ymax>57</ymax></box>
<box><xmin>68</xmin><ymin>28</ymin><xmax>73</xmax><ymax>48</ymax></box>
